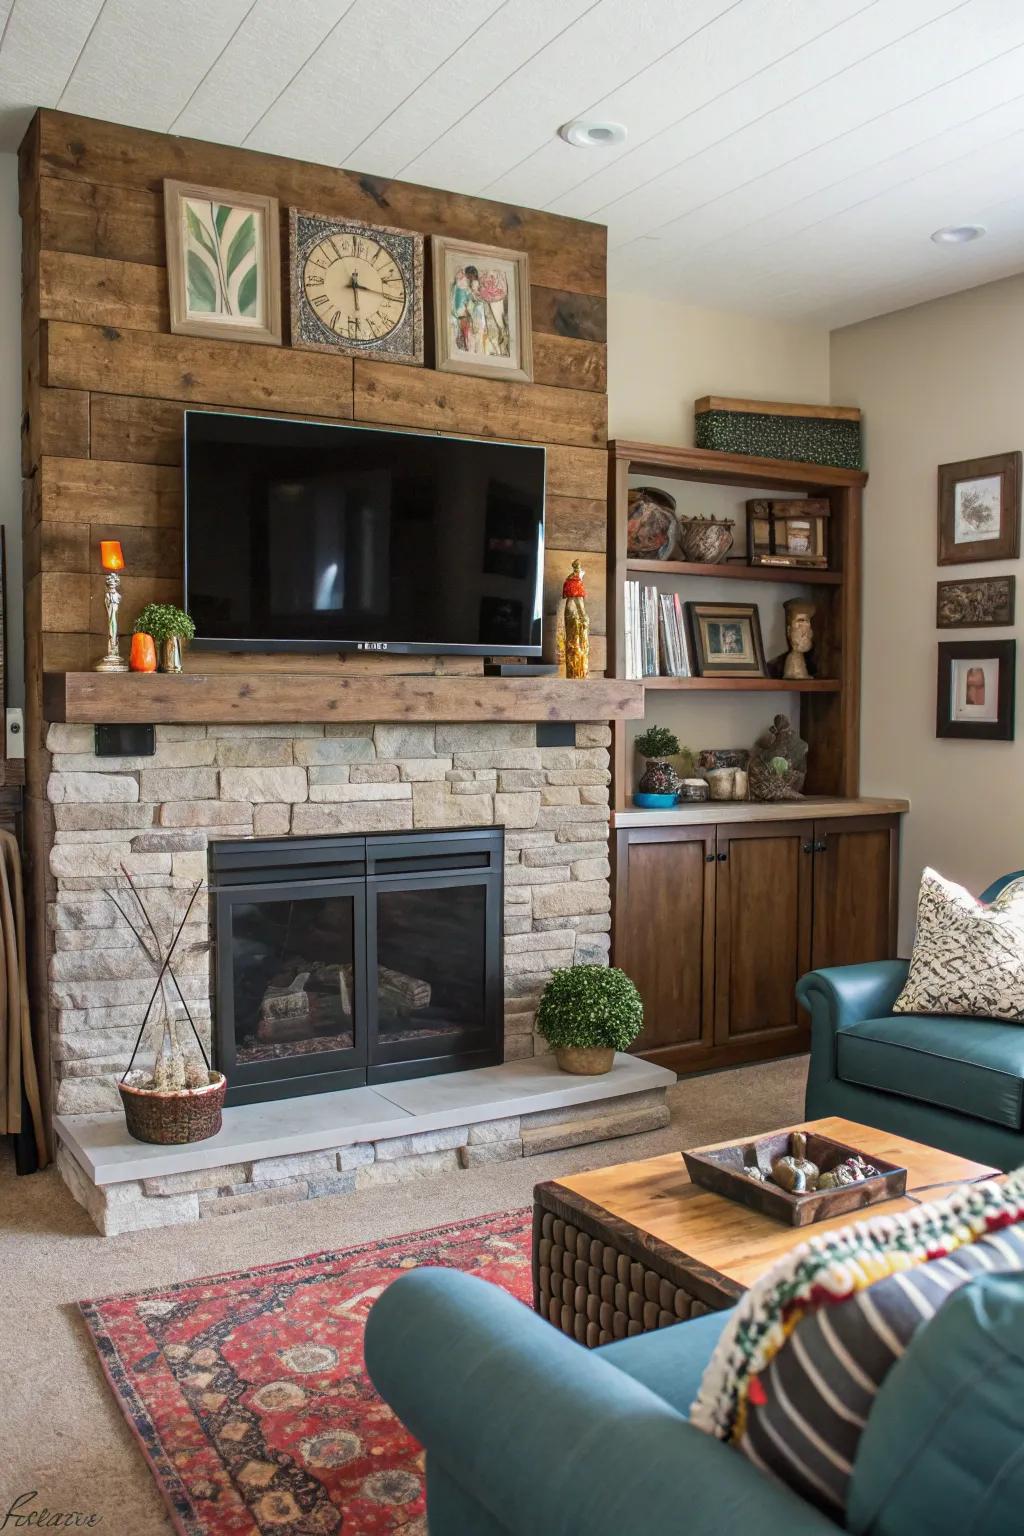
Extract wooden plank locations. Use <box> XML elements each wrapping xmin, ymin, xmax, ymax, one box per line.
<box><xmin>544</xmin><ymin>549</ymin><xmax>606</xmax><ymax>634</ymax></box>
<box><xmin>22</xmin><ymin>520</ymin><xmax>89</xmax><ymax>578</ymax></box>
<box><xmin>38</xmin><ymin>174</ymin><xmax>163</xmax><ymax>264</ymax></box>
<box><xmin>546</xmin><ymin>495</ymin><xmax>606</xmax><ymax>552</ymax></box>
<box><xmin>45</xmin><ymin>672</ymin><xmax>644</xmax><ymax>725</ymax></box>
<box><xmin>531</xmin><ymin>286</ymin><xmax>606</xmax><ymax>342</ymax></box>
<box><xmin>355</xmin><ymin>359</ymin><xmax>606</xmax><ymax>450</ymax></box>
<box><xmin>39</xmin><ymin>457</ymin><xmax>181</xmax><ymax>527</ymax></box>
<box><xmin>611</xmin><ymin>440</ymin><xmax>867</xmax><ymax>491</ymax></box>
<box><xmin>45</xmin><ymin>321</ymin><xmax>356</xmax><ymax>420</ymax></box>
<box><xmin>42</xmin><ymin>633</ymin><xmax>94</xmax><ymax>672</ymax></box>
<box><xmin>89</xmin><ymin>522</ymin><xmax>180</xmax><ymax>577</ymax></box>
<box><xmin>40</xmin><ymin>573</ymin><xmax>90</xmax><ymax>632</ymax></box>
<box><xmin>37</xmin><ymin>111</ymin><xmax>606</xmax><ymax>297</ymax></box>
<box><xmin>626</xmin><ymin>557</ymin><xmax>841</xmax><ymax>585</ymax></box>
<box><xmin>611</xmin><ymin>796</ymin><xmax>910</xmax><ymax>828</ymax></box>
<box><xmin>188</xmin><ymin>652</ymin><xmax>486</xmax><ymax>677</ymax></box>
<box><xmin>694</xmin><ymin>396</ymin><xmax>861</xmax><ymax>423</ymax></box>
<box><xmin>532</xmin><ymin>333</ymin><xmax>606</xmax><ymax>394</ymax></box>
<box><xmin>39</xmin><ymin>248</ymin><xmax>166</xmax><ymax>330</ymax></box>
<box><xmin>22</xmin><ymin>388</ymin><xmax>90</xmax><ymax>474</ymax></box>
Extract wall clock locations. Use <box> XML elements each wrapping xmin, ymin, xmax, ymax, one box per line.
<box><xmin>289</xmin><ymin>210</ymin><xmax>424</xmax><ymax>365</ymax></box>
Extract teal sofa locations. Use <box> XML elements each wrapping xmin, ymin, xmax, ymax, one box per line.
<box><xmin>365</xmin><ymin>1265</ymin><xmax>1024</xmax><ymax>1535</ymax></box>
<box><xmin>799</xmin><ymin>871</ymin><xmax>1024</xmax><ymax>1172</ymax></box>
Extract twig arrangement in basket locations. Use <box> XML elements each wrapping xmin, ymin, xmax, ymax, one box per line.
<box><xmin>114</xmin><ymin>869</ymin><xmax>215</xmax><ymax>1092</ymax></box>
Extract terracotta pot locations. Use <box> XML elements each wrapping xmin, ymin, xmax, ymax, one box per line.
<box><xmin>554</xmin><ymin>1045</ymin><xmax>615</xmax><ymax>1075</ymax></box>
<box><xmin>129</xmin><ymin>632</ymin><xmax>157</xmax><ymax>672</ymax></box>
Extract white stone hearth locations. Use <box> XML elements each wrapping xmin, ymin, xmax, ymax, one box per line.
<box><xmin>55</xmin><ymin>1055</ymin><xmax>674</xmax><ymax>1234</ymax></box>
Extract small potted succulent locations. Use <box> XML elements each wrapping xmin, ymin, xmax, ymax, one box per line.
<box><xmin>634</xmin><ymin>725</ymin><xmax>681</xmax><ymax>807</ymax></box>
<box><xmin>536</xmin><ymin>965</ymin><xmax>644</xmax><ymax>1075</ymax></box>
<box><xmin>133</xmin><ymin>603</ymin><xmax>196</xmax><ymax>674</ymax></box>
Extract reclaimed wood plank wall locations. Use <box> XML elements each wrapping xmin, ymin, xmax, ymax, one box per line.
<box><xmin>19</xmin><ymin>108</ymin><xmax>609</xmax><ymax>1138</ymax></box>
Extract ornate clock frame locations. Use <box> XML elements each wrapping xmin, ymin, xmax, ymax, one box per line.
<box><xmin>288</xmin><ymin>209</ymin><xmax>424</xmax><ymax>365</ymax></box>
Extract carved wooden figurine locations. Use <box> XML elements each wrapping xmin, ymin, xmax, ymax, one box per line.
<box><xmin>562</xmin><ymin>559</ymin><xmax>590</xmax><ymax>679</ymax></box>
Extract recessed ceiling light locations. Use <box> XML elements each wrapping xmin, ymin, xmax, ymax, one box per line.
<box><xmin>558</xmin><ymin>119</ymin><xmax>627</xmax><ymax>149</ymax></box>
<box><xmin>930</xmin><ymin>224</ymin><xmax>986</xmax><ymax>245</ymax></box>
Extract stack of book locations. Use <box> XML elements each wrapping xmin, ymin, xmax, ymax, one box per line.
<box><xmin>623</xmin><ymin>581</ymin><xmax>692</xmax><ymax>679</ymax></box>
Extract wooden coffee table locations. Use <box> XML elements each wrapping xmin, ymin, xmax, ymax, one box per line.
<box><xmin>533</xmin><ymin>1116</ymin><xmax>996</xmax><ymax>1347</ymax></box>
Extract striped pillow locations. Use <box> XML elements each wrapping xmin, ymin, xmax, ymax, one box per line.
<box><xmin>691</xmin><ymin>1169</ymin><xmax>1024</xmax><ymax>1520</ymax></box>
<box><xmin>740</xmin><ymin>1223</ymin><xmax>1024</xmax><ymax>1518</ymax></box>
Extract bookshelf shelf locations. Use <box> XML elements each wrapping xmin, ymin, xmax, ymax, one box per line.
<box><xmin>640</xmin><ymin>676</ymin><xmax>840</xmax><ymax>692</ymax></box>
<box><xmin>625</xmin><ymin>558</ymin><xmax>842</xmax><ymax>585</ymax></box>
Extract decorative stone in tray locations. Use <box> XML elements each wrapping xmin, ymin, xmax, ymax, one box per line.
<box><xmin>682</xmin><ymin>1129</ymin><xmax>908</xmax><ymax>1227</ymax></box>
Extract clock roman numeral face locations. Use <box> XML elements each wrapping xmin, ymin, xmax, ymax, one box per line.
<box><xmin>302</xmin><ymin>233</ymin><xmax>407</xmax><ymax>343</ymax></box>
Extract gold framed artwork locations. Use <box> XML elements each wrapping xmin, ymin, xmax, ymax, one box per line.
<box><xmin>289</xmin><ymin>211</ymin><xmax>424</xmax><ymax>364</ymax></box>
<box><xmin>163</xmin><ymin>181</ymin><xmax>282</xmax><ymax>345</ymax></box>
<box><xmin>686</xmin><ymin>601</ymin><xmax>766</xmax><ymax>677</ymax></box>
<box><xmin>431</xmin><ymin>236</ymin><xmax>533</xmax><ymax>382</ymax></box>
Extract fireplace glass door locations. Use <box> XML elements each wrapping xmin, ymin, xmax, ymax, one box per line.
<box><xmin>217</xmin><ymin>876</ymin><xmax>367</xmax><ymax>1098</ymax></box>
<box><xmin>369</xmin><ymin>876</ymin><xmax>496</xmax><ymax>1078</ymax></box>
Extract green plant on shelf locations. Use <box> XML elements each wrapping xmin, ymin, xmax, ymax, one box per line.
<box><xmin>536</xmin><ymin>965</ymin><xmax>643</xmax><ymax>1052</ymax></box>
<box><xmin>634</xmin><ymin>725</ymin><xmax>680</xmax><ymax>759</ymax></box>
<box><xmin>132</xmin><ymin>603</ymin><xmax>196</xmax><ymax>642</ymax></box>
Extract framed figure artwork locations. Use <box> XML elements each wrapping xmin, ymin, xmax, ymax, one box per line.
<box><xmin>164</xmin><ymin>181</ymin><xmax>282</xmax><ymax>345</ymax></box>
<box><xmin>936</xmin><ymin>639</ymin><xmax>1015</xmax><ymax>740</ymax></box>
<box><xmin>432</xmin><ymin>236</ymin><xmax>533</xmax><ymax>382</ymax></box>
<box><xmin>937</xmin><ymin>452</ymin><xmax>1021</xmax><ymax>565</ymax></box>
<box><xmin>686</xmin><ymin>601</ymin><xmax>766</xmax><ymax>677</ymax></box>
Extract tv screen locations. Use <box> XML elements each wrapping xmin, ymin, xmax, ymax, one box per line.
<box><xmin>184</xmin><ymin>411</ymin><xmax>546</xmax><ymax>655</ymax></box>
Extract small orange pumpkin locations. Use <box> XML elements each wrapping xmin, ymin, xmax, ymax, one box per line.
<box><xmin>130</xmin><ymin>632</ymin><xmax>157</xmax><ymax>672</ymax></box>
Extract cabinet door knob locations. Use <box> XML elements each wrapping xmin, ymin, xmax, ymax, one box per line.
<box><xmin>717</xmin><ymin>851</ymin><xmax>728</xmax><ymax>862</ymax></box>
<box><xmin>802</xmin><ymin>841</ymin><xmax>814</xmax><ymax>854</ymax></box>
<box><xmin>705</xmin><ymin>853</ymin><xmax>716</xmax><ymax>863</ymax></box>
<box><xmin>816</xmin><ymin>839</ymin><xmax>828</xmax><ymax>853</ymax></box>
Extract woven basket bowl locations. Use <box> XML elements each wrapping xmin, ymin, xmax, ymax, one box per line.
<box><xmin>119</xmin><ymin>1072</ymin><xmax>227</xmax><ymax>1145</ymax></box>
<box><xmin>678</xmin><ymin>517</ymin><xmax>735</xmax><ymax>564</ymax></box>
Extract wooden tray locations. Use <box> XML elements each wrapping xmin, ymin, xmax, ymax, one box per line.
<box><xmin>683</xmin><ymin>1129</ymin><xmax>907</xmax><ymax>1227</ymax></box>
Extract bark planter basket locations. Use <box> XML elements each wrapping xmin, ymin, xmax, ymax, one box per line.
<box><xmin>554</xmin><ymin>1046</ymin><xmax>615</xmax><ymax>1075</ymax></box>
<box><xmin>119</xmin><ymin>1072</ymin><xmax>227</xmax><ymax>1145</ymax></box>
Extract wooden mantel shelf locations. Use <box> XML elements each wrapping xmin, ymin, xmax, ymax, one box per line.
<box><xmin>44</xmin><ymin>672</ymin><xmax>646</xmax><ymax>725</ymax></box>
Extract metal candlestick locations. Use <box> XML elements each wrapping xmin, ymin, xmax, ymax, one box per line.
<box><xmin>95</xmin><ymin>569</ymin><xmax>129</xmax><ymax>672</ymax></box>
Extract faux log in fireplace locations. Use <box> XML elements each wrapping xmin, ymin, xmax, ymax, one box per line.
<box><xmin>209</xmin><ymin>828</ymin><xmax>504</xmax><ymax>1106</ymax></box>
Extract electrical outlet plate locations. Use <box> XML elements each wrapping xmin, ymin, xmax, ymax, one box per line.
<box><xmin>5</xmin><ymin>707</ymin><xmax>24</xmax><ymax>759</ymax></box>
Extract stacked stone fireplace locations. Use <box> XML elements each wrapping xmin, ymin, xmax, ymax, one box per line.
<box><xmin>47</xmin><ymin>718</ymin><xmax>669</xmax><ymax>1231</ymax></box>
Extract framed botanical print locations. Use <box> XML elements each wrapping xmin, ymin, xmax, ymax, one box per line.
<box><xmin>686</xmin><ymin>601</ymin><xmax>766</xmax><ymax>677</ymax></box>
<box><xmin>164</xmin><ymin>181</ymin><xmax>281</xmax><ymax>345</ymax></box>
<box><xmin>936</xmin><ymin>575</ymin><xmax>1015</xmax><ymax>628</ymax></box>
<box><xmin>290</xmin><ymin>211</ymin><xmax>424</xmax><ymax>364</ymax></box>
<box><xmin>432</xmin><ymin>236</ymin><xmax>532</xmax><ymax>382</ymax></box>
<box><xmin>937</xmin><ymin>639</ymin><xmax>1015</xmax><ymax>740</ymax></box>
<box><xmin>937</xmin><ymin>451</ymin><xmax>1021</xmax><ymax>565</ymax></box>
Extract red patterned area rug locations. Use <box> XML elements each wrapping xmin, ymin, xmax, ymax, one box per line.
<box><xmin>80</xmin><ymin>1209</ymin><xmax>533</xmax><ymax>1536</ymax></box>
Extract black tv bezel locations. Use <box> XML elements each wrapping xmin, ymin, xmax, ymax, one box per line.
<box><xmin>182</xmin><ymin>410</ymin><xmax>547</xmax><ymax>658</ymax></box>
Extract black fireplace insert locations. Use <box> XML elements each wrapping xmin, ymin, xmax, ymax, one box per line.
<box><xmin>209</xmin><ymin>827</ymin><xmax>504</xmax><ymax>1105</ymax></box>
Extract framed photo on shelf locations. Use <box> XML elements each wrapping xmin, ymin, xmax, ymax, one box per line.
<box><xmin>431</xmin><ymin>235</ymin><xmax>533</xmax><ymax>382</ymax></box>
<box><xmin>936</xmin><ymin>639</ymin><xmax>1015</xmax><ymax>740</ymax></box>
<box><xmin>746</xmin><ymin>499</ymin><xmax>830</xmax><ymax>568</ymax></box>
<box><xmin>937</xmin><ymin>452</ymin><xmax>1021</xmax><ymax>565</ymax></box>
<box><xmin>163</xmin><ymin>180</ymin><xmax>282</xmax><ymax>345</ymax></box>
<box><xmin>686</xmin><ymin>601</ymin><xmax>766</xmax><ymax>677</ymax></box>
<box><xmin>936</xmin><ymin>575</ymin><xmax>1015</xmax><ymax>628</ymax></box>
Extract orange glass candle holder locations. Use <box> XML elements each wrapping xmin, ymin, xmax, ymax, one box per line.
<box><xmin>129</xmin><ymin>632</ymin><xmax>157</xmax><ymax>673</ymax></box>
<box><xmin>96</xmin><ymin>540</ymin><xmax>129</xmax><ymax>673</ymax></box>
<box><xmin>100</xmin><ymin>540</ymin><xmax>125</xmax><ymax>571</ymax></box>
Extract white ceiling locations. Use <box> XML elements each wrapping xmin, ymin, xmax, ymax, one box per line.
<box><xmin>1</xmin><ymin>0</ymin><xmax>1023</xmax><ymax>327</ymax></box>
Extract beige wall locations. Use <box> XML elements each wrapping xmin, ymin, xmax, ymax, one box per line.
<box><xmin>831</xmin><ymin>273</ymin><xmax>1024</xmax><ymax>949</ymax></box>
<box><xmin>606</xmin><ymin>293</ymin><xmax>831</xmax><ymax>769</ymax></box>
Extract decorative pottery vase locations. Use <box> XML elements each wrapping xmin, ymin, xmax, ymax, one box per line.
<box><xmin>129</xmin><ymin>632</ymin><xmax>157</xmax><ymax>672</ymax></box>
<box><xmin>627</xmin><ymin>486</ymin><xmax>680</xmax><ymax>560</ymax></box>
<box><xmin>554</xmin><ymin>1045</ymin><xmax>614</xmax><ymax>1075</ymax></box>
<box><xmin>638</xmin><ymin>758</ymin><xmax>679</xmax><ymax>796</ymax></box>
<box><xmin>160</xmin><ymin>634</ymin><xmax>184</xmax><ymax>674</ymax></box>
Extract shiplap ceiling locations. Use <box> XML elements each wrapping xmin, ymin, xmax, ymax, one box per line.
<box><xmin>2</xmin><ymin>0</ymin><xmax>1023</xmax><ymax>326</ymax></box>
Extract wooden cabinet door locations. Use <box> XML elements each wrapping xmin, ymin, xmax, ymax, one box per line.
<box><xmin>714</xmin><ymin>821</ymin><xmax>813</xmax><ymax>1052</ymax></box>
<box><xmin>811</xmin><ymin>814</ymin><xmax>899</xmax><ymax>970</ymax></box>
<box><xmin>614</xmin><ymin>825</ymin><xmax>715</xmax><ymax>1060</ymax></box>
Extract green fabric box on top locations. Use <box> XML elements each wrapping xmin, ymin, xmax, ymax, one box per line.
<box><xmin>695</xmin><ymin>396</ymin><xmax>863</xmax><ymax>470</ymax></box>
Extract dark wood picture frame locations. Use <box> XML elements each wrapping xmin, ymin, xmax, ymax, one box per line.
<box><xmin>686</xmin><ymin>601</ymin><xmax>766</xmax><ymax>677</ymax></box>
<box><xmin>936</xmin><ymin>638</ymin><xmax>1015</xmax><ymax>740</ymax></box>
<box><xmin>936</xmin><ymin>574</ymin><xmax>1016</xmax><ymax>628</ymax></box>
<box><xmin>938</xmin><ymin>451</ymin><xmax>1021</xmax><ymax>566</ymax></box>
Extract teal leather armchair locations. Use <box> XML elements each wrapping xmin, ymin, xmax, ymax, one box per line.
<box><xmin>798</xmin><ymin>871</ymin><xmax>1024</xmax><ymax>1172</ymax></box>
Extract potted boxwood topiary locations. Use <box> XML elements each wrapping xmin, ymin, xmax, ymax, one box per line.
<box><xmin>536</xmin><ymin>964</ymin><xmax>644</xmax><ymax>1075</ymax></box>
<box><xmin>133</xmin><ymin>603</ymin><xmax>196</xmax><ymax>674</ymax></box>
<box><xmin>634</xmin><ymin>724</ymin><xmax>681</xmax><ymax>807</ymax></box>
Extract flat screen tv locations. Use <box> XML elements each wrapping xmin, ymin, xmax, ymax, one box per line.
<box><xmin>184</xmin><ymin>411</ymin><xmax>546</xmax><ymax>655</ymax></box>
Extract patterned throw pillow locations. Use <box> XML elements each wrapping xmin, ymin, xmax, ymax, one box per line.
<box><xmin>690</xmin><ymin>1170</ymin><xmax>1024</xmax><ymax>1521</ymax></box>
<box><xmin>893</xmin><ymin>867</ymin><xmax>1024</xmax><ymax>1021</ymax></box>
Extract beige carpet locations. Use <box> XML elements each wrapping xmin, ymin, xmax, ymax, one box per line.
<box><xmin>0</xmin><ymin>1055</ymin><xmax>806</xmax><ymax>1533</ymax></box>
